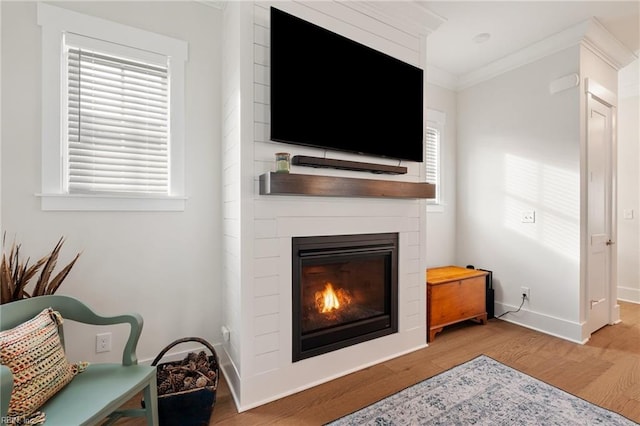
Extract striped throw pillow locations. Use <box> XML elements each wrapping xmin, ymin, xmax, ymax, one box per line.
<box><xmin>0</xmin><ymin>308</ymin><xmax>87</xmax><ymax>420</ymax></box>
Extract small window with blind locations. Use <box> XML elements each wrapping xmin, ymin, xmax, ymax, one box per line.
<box><xmin>426</xmin><ymin>109</ymin><xmax>445</xmax><ymax>209</ymax></box>
<box><xmin>65</xmin><ymin>35</ymin><xmax>169</xmax><ymax>196</ymax></box>
<box><xmin>425</xmin><ymin>126</ymin><xmax>440</xmax><ymax>203</ymax></box>
<box><xmin>38</xmin><ymin>3</ymin><xmax>188</xmax><ymax>211</ymax></box>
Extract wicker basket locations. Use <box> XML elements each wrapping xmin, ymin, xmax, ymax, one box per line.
<box><xmin>147</xmin><ymin>337</ymin><xmax>219</xmax><ymax>426</ymax></box>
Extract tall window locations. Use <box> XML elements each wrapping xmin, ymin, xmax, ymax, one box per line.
<box><xmin>426</xmin><ymin>109</ymin><xmax>445</xmax><ymax>207</ymax></box>
<box><xmin>38</xmin><ymin>3</ymin><xmax>187</xmax><ymax>211</ymax></box>
<box><xmin>425</xmin><ymin>126</ymin><xmax>440</xmax><ymax>203</ymax></box>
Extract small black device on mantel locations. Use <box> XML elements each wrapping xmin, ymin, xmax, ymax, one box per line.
<box><xmin>270</xmin><ymin>7</ymin><xmax>424</xmax><ymax>164</ymax></box>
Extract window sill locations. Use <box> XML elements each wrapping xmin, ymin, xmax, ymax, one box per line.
<box><xmin>38</xmin><ymin>193</ymin><xmax>187</xmax><ymax>212</ymax></box>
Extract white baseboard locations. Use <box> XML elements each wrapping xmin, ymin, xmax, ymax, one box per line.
<box><xmin>617</xmin><ymin>285</ymin><xmax>640</xmax><ymax>304</ymax></box>
<box><xmin>495</xmin><ymin>302</ymin><xmax>585</xmax><ymax>344</ymax></box>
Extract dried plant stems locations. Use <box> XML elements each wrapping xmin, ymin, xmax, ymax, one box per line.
<box><xmin>0</xmin><ymin>233</ymin><xmax>81</xmax><ymax>304</ymax></box>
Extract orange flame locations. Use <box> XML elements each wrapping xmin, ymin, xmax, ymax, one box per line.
<box><xmin>315</xmin><ymin>282</ymin><xmax>351</xmax><ymax>313</ymax></box>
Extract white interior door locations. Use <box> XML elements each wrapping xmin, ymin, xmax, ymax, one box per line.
<box><xmin>585</xmin><ymin>82</ymin><xmax>615</xmax><ymax>336</ymax></box>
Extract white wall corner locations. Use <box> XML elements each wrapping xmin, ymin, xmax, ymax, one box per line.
<box><xmin>426</xmin><ymin>64</ymin><xmax>459</xmax><ymax>91</ymax></box>
<box><xmin>619</xmin><ymin>56</ymin><xmax>640</xmax><ymax>99</ymax></box>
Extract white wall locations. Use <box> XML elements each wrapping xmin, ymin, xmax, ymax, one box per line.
<box><xmin>0</xmin><ymin>1</ymin><xmax>223</xmax><ymax>363</ymax></box>
<box><xmin>456</xmin><ymin>38</ymin><xmax>628</xmax><ymax>341</ymax></box>
<box><xmin>426</xmin><ymin>83</ymin><xmax>457</xmax><ymax>267</ymax></box>
<box><xmin>617</xmin><ymin>59</ymin><xmax>640</xmax><ymax>303</ymax></box>
<box><xmin>457</xmin><ymin>46</ymin><xmax>584</xmax><ymax>341</ymax></box>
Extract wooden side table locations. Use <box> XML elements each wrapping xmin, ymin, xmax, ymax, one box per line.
<box><xmin>426</xmin><ymin>266</ymin><xmax>488</xmax><ymax>342</ymax></box>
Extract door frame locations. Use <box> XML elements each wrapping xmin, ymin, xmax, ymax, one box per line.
<box><xmin>584</xmin><ymin>78</ymin><xmax>620</xmax><ymax>338</ymax></box>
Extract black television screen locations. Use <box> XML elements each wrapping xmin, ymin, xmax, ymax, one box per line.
<box><xmin>270</xmin><ymin>7</ymin><xmax>424</xmax><ymax>163</ymax></box>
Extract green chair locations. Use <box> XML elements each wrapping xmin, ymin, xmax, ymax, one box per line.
<box><xmin>0</xmin><ymin>295</ymin><xmax>158</xmax><ymax>425</ymax></box>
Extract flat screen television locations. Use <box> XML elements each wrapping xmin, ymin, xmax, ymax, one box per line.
<box><xmin>270</xmin><ymin>7</ymin><xmax>424</xmax><ymax>163</ymax></box>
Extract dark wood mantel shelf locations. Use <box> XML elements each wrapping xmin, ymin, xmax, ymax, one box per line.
<box><xmin>259</xmin><ymin>172</ymin><xmax>435</xmax><ymax>199</ymax></box>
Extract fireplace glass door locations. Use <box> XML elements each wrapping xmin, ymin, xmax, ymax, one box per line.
<box><xmin>292</xmin><ymin>233</ymin><xmax>398</xmax><ymax>361</ymax></box>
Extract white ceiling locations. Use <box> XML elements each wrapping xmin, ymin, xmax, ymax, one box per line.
<box><xmin>422</xmin><ymin>1</ymin><xmax>640</xmax><ymax>78</ymax></box>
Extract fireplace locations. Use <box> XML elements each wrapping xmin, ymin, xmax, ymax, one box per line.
<box><xmin>292</xmin><ymin>233</ymin><xmax>398</xmax><ymax>361</ymax></box>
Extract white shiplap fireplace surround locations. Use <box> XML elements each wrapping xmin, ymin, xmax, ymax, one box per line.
<box><xmin>221</xmin><ymin>1</ymin><xmax>443</xmax><ymax>411</ymax></box>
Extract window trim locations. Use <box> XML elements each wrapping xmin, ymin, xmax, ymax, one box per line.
<box><xmin>426</xmin><ymin>108</ymin><xmax>445</xmax><ymax>212</ymax></box>
<box><xmin>37</xmin><ymin>3</ymin><xmax>188</xmax><ymax>211</ymax></box>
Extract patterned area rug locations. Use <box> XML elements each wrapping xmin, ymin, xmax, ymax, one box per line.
<box><xmin>327</xmin><ymin>355</ymin><xmax>637</xmax><ymax>425</ymax></box>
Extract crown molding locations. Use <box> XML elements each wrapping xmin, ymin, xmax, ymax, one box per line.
<box><xmin>456</xmin><ymin>20</ymin><xmax>587</xmax><ymax>91</ymax></box>
<box><xmin>455</xmin><ymin>18</ymin><xmax>637</xmax><ymax>91</ymax></box>
<box><xmin>195</xmin><ymin>0</ymin><xmax>226</xmax><ymax>10</ymax></box>
<box><xmin>342</xmin><ymin>1</ymin><xmax>445</xmax><ymax>37</ymax></box>
<box><xmin>582</xmin><ymin>18</ymin><xmax>638</xmax><ymax>71</ymax></box>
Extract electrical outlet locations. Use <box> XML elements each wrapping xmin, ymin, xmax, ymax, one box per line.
<box><xmin>521</xmin><ymin>210</ymin><xmax>535</xmax><ymax>223</ymax></box>
<box><xmin>521</xmin><ymin>287</ymin><xmax>530</xmax><ymax>300</ymax></box>
<box><xmin>96</xmin><ymin>332</ymin><xmax>112</xmax><ymax>353</ymax></box>
<box><xmin>221</xmin><ymin>326</ymin><xmax>230</xmax><ymax>342</ymax></box>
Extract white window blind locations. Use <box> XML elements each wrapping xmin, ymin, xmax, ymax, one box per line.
<box><xmin>65</xmin><ymin>44</ymin><xmax>169</xmax><ymax>195</ymax></box>
<box><xmin>425</xmin><ymin>126</ymin><xmax>440</xmax><ymax>187</ymax></box>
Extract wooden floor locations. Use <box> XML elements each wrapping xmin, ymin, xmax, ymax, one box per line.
<box><xmin>119</xmin><ymin>301</ymin><xmax>640</xmax><ymax>425</ymax></box>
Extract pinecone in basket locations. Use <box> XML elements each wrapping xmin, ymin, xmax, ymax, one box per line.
<box><xmin>158</xmin><ymin>380</ymin><xmax>173</xmax><ymax>395</ymax></box>
<box><xmin>183</xmin><ymin>376</ymin><xmax>196</xmax><ymax>390</ymax></box>
<box><xmin>156</xmin><ymin>351</ymin><xmax>217</xmax><ymax>396</ymax></box>
<box><xmin>157</xmin><ymin>365</ymin><xmax>170</xmax><ymax>382</ymax></box>
<box><xmin>184</xmin><ymin>352</ymin><xmax>198</xmax><ymax>364</ymax></box>
<box><xmin>170</xmin><ymin>372</ymin><xmax>186</xmax><ymax>392</ymax></box>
